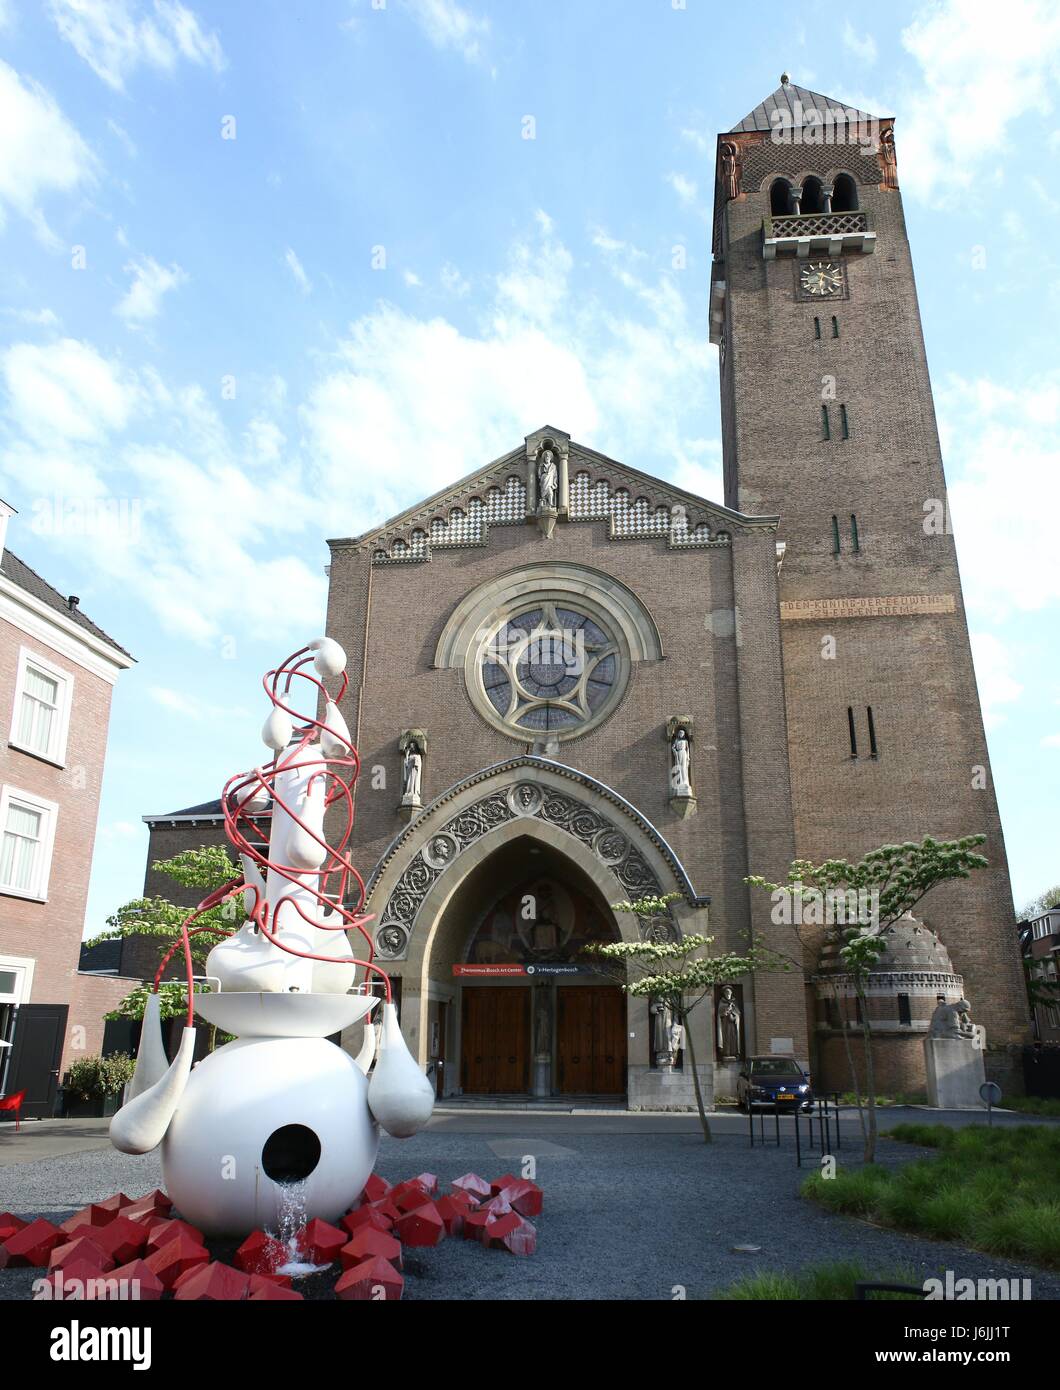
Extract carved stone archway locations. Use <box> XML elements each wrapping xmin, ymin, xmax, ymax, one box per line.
<box><xmin>361</xmin><ymin>757</ymin><xmax>710</xmax><ymax>1072</ymax></box>
<box><xmin>364</xmin><ymin>757</ymin><xmax>706</xmax><ymax>964</ymax></box>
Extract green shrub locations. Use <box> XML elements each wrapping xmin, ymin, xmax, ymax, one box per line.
<box><xmin>64</xmin><ymin>1053</ymin><xmax>135</xmax><ymax>1101</ymax></box>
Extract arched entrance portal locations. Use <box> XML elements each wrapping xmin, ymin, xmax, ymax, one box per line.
<box><xmin>360</xmin><ymin>757</ymin><xmax>710</xmax><ymax>1107</ymax></box>
<box><xmin>431</xmin><ymin>836</ymin><xmax>627</xmax><ymax>1098</ymax></box>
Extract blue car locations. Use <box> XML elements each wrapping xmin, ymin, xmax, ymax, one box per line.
<box><xmin>736</xmin><ymin>1056</ymin><xmax>814</xmax><ymax>1112</ymax></box>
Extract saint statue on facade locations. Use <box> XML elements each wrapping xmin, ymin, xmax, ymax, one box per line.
<box><xmin>401</xmin><ymin>740</ymin><xmax>423</xmax><ymax>804</ymax></box>
<box><xmin>538</xmin><ymin>448</ymin><xmax>558</xmax><ymax>510</ymax></box>
<box><xmin>671</xmin><ymin>727</ymin><xmax>692</xmax><ymax>797</ymax></box>
<box><xmin>717</xmin><ymin>985</ymin><xmax>742</xmax><ymax>1059</ymax></box>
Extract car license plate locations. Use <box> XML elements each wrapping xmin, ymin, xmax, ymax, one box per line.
<box><xmin>777</xmin><ymin>1092</ymin><xmax>794</xmax><ymax>1101</ymax></box>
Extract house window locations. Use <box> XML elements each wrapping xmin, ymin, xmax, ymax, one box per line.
<box><xmin>867</xmin><ymin>705</ymin><xmax>879</xmax><ymax>759</ymax></box>
<box><xmin>822</xmin><ymin>405</ymin><xmax>831</xmax><ymax>440</ymax></box>
<box><xmin>831</xmin><ymin>515</ymin><xmax>841</xmax><ymax>554</ymax></box>
<box><xmin>851</xmin><ymin>513</ymin><xmax>861</xmax><ymax>552</ymax></box>
<box><xmin>814</xmin><ymin>316</ymin><xmax>821</xmax><ymax>340</ymax></box>
<box><xmin>831</xmin><ymin>316</ymin><xmax>839</xmax><ymax>339</ymax></box>
<box><xmin>10</xmin><ymin>649</ymin><xmax>72</xmax><ymax>766</ymax></box>
<box><xmin>897</xmin><ymin>993</ymin><xmax>911</xmax><ymax>1025</ymax></box>
<box><xmin>839</xmin><ymin>404</ymin><xmax>850</xmax><ymax>440</ymax></box>
<box><xmin>0</xmin><ymin>786</ymin><xmax>58</xmax><ymax>900</ymax></box>
<box><xmin>847</xmin><ymin>706</ymin><xmax>858</xmax><ymax>759</ymax></box>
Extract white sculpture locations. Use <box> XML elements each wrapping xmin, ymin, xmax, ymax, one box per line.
<box><xmin>109</xmin><ymin>636</ymin><xmax>435</xmax><ymax>1237</ymax></box>
<box><xmin>671</xmin><ymin>727</ymin><xmax>692</xmax><ymax>797</ymax></box>
<box><xmin>401</xmin><ymin>741</ymin><xmax>423</xmax><ymax>805</ymax></box>
<box><xmin>538</xmin><ymin>448</ymin><xmax>558</xmax><ymax>510</ymax></box>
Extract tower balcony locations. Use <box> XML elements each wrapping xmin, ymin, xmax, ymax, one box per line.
<box><xmin>762</xmin><ymin>211</ymin><xmax>876</xmax><ymax>260</ymax></box>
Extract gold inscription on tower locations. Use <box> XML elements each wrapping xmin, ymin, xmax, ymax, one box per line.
<box><xmin>780</xmin><ymin>594</ymin><xmax>957</xmax><ymax>621</ymax></box>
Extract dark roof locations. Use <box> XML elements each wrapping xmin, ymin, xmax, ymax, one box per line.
<box><xmin>145</xmin><ymin>798</ymin><xmax>225</xmax><ymax>822</ymax></box>
<box><xmin>731</xmin><ymin>78</ymin><xmax>879</xmax><ymax>134</ymax></box>
<box><xmin>1</xmin><ymin>549</ymin><xmax>133</xmax><ymax>660</ymax></box>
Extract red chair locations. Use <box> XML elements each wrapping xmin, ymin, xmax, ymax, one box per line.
<box><xmin>0</xmin><ymin>1090</ymin><xmax>26</xmax><ymax>1131</ymax></box>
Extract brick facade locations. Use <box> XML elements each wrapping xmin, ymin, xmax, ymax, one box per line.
<box><xmin>0</xmin><ymin>538</ymin><xmax>133</xmax><ymax>1079</ymax></box>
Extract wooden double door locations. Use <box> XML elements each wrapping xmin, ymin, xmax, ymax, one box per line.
<box><xmin>461</xmin><ymin>987</ymin><xmax>530</xmax><ymax>1094</ymax></box>
<box><xmin>460</xmin><ymin>984</ymin><xmax>627</xmax><ymax>1096</ymax></box>
<box><xmin>557</xmin><ymin>986</ymin><xmax>626</xmax><ymax>1094</ymax></box>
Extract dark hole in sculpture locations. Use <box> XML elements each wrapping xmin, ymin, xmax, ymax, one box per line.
<box><xmin>262</xmin><ymin>1124</ymin><xmax>321</xmax><ymax>1183</ymax></box>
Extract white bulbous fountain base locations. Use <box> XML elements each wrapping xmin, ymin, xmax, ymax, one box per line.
<box><xmin>161</xmin><ymin>1035</ymin><xmax>380</xmax><ymax>1237</ymax></box>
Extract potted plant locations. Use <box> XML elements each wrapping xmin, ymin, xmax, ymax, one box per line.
<box><xmin>61</xmin><ymin>1054</ymin><xmax>136</xmax><ymax>1118</ymax></box>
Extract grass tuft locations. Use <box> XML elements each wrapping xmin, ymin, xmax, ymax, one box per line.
<box><xmin>717</xmin><ymin>1260</ymin><xmax>924</xmax><ymax>1301</ymax></box>
<box><xmin>804</xmin><ymin>1123</ymin><xmax>1060</xmax><ymax>1268</ymax></box>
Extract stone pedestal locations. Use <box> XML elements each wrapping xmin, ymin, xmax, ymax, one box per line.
<box><xmin>628</xmin><ymin>1064</ymin><xmax>713</xmax><ymax>1113</ymax></box>
<box><xmin>533</xmin><ymin>1056</ymin><xmax>551</xmax><ymax>1098</ymax></box>
<box><xmin>924</xmin><ymin>1035</ymin><xmax>986</xmax><ymax>1109</ymax></box>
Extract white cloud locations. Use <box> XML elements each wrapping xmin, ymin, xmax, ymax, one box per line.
<box><xmin>843</xmin><ymin>23</ymin><xmax>878</xmax><ymax>65</ymax></box>
<box><xmin>284</xmin><ymin>247</ymin><xmax>312</xmax><ymax>295</ymax></box>
<box><xmin>2</xmin><ymin>337</ymin><xmax>136</xmax><ymax>445</ymax></box>
<box><xmin>3</xmin><ymin>307</ymin><xmax>60</xmax><ymax>327</ymax></box>
<box><xmin>49</xmin><ymin>0</ymin><xmax>225</xmax><ymax>91</ymax></box>
<box><xmin>679</xmin><ymin>127</ymin><xmax>710</xmax><ymax>154</ymax></box>
<box><xmin>0</xmin><ymin>60</ymin><xmax>96</xmax><ymax>246</ymax></box>
<box><xmin>107</xmin><ymin>117</ymin><xmax>137</xmax><ymax>156</ymax></box>
<box><xmin>115</xmin><ymin>255</ymin><xmax>187</xmax><ymax>324</ymax></box>
<box><xmin>937</xmin><ymin>370</ymin><xmax>1060</xmax><ymax>622</ymax></box>
<box><xmin>440</xmin><ymin>262</ymin><xmax>470</xmax><ymax>295</ymax></box>
<box><xmin>404</xmin><ymin>0</ymin><xmax>490</xmax><ymax>67</ymax></box>
<box><xmin>0</xmin><ymin>337</ymin><xmax>322</xmax><ymax>645</ymax></box>
<box><xmin>969</xmin><ymin>631</ymin><xmax>1023</xmax><ymax>728</ymax></box>
<box><xmin>900</xmin><ymin>0</ymin><xmax>1060</xmax><ymax>204</ymax></box>
<box><xmin>0</xmin><ymin>215</ymin><xmax>719</xmax><ymax>645</ymax></box>
<box><xmin>149</xmin><ymin>685</ymin><xmax>249</xmax><ymax>720</ymax></box>
<box><xmin>665</xmin><ymin>172</ymin><xmax>697</xmax><ymax>206</ymax></box>
<box><xmin>303</xmin><ymin>211</ymin><xmax>717</xmax><ymax>531</ymax></box>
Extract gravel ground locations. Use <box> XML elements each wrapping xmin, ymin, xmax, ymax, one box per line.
<box><xmin>2</xmin><ymin>1124</ymin><xmax>1057</xmax><ymax>1301</ymax></box>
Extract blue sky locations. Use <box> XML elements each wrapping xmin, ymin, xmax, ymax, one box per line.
<box><xmin>0</xmin><ymin>0</ymin><xmax>1057</xmax><ymax>930</ymax></box>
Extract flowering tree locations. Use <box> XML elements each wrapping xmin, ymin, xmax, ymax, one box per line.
<box><xmin>746</xmin><ymin>834</ymin><xmax>989</xmax><ymax>1162</ymax></box>
<box><xmin>584</xmin><ymin>893</ymin><xmax>787</xmax><ymax>1144</ymax></box>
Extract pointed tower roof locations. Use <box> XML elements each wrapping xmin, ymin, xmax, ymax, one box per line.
<box><xmin>730</xmin><ymin>73</ymin><xmax>879</xmax><ymax>134</ymax></box>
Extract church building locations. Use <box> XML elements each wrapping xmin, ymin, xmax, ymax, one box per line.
<box><xmin>150</xmin><ymin>80</ymin><xmax>1030</xmax><ymax>1107</ymax></box>
<box><xmin>320</xmin><ymin>79</ymin><xmax>1029</xmax><ymax>1106</ymax></box>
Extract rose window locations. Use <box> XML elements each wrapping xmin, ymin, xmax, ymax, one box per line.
<box><xmin>477</xmin><ymin>603</ymin><xmax>622</xmax><ymax>738</ymax></box>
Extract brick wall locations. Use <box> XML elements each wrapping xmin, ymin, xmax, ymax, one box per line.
<box><xmin>716</xmin><ymin>138</ymin><xmax>1029</xmax><ymax>1079</ymax></box>
<box><xmin>0</xmin><ymin>616</ymin><xmax>116</xmax><ymax>1049</ymax></box>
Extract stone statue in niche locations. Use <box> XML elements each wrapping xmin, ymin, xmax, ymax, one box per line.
<box><xmin>538</xmin><ymin>447</ymin><xmax>558</xmax><ymax>511</ymax></box>
<box><xmin>652</xmin><ymin>999</ymin><xmax>674</xmax><ymax>1068</ymax></box>
<box><xmin>717</xmin><ymin>985</ymin><xmax>742</xmax><ymax>1060</ymax></box>
<box><xmin>401</xmin><ymin>740</ymin><xmax>423</xmax><ymax>805</ymax></box>
<box><xmin>670</xmin><ymin>727</ymin><xmax>692</xmax><ymax>797</ymax></box>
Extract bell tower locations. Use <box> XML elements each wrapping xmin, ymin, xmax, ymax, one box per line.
<box><xmin>711</xmin><ymin>77</ymin><xmax>1029</xmax><ymax>1082</ymax></box>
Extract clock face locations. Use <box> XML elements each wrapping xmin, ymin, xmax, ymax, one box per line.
<box><xmin>800</xmin><ymin>261</ymin><xmax>843</xmax><ymax>297</ymax></box>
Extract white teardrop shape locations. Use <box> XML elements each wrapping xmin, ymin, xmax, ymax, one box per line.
<box><xmin>239</xmin><ymin>852</ymin><xmax>265</xmax><ymax>916</ymax></box>
<box><xmin>262</xmin><ymin>706</ymin><xmax>293</xmax><ymax>751</ymax></box>
<box><xmin>354</xmin><ymin>1019</ymin><xmax>377</xmax><ymax>1075</ymax></box>
<box><xmin>320</xmin><ymin>699</ymin><xmax>351</xmax><ymax>757</ymax></box>
<box><xmin>367</xmin><ymin>1002</ymin><xmax>434</xmax><ymax>1138</ymax></box>
<box><xmin>109</xmin><ymin>1027</ymin><xmax>197</xmax><ymax>1155</ymax></box>
<box><xmin>127</xmin><ymin>990</ymin><xmax>169</xmax><ymax>1102</ymax></box>
<box><xmin>311</xmin><ymin>637</ymin><xmax>347</xmax><ymax>678</ymax></box>
<box><xmin>235</xmin><ymin>776</ymin><xmax>270</xmax><ymax>814</ymax></box>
